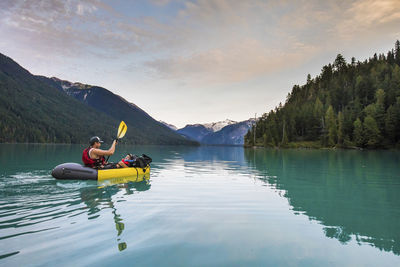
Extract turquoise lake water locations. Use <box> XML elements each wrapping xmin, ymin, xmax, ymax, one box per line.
<box><xmin>0</xmin><ymin>144</ymin><xmax>399</xmax><ymax>266</ymax></box>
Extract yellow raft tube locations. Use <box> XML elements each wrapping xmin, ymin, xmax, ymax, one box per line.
<box><xmin>98</xmin><ymin>172</ymin><xmax>150</xmax><ymax>187</ymax></box>
<box><xmin>98</xmin><ymin>165</ymin><xmax>150</xmax><ymax>181</ymax></box>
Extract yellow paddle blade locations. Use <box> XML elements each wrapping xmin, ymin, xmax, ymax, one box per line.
<box><xmin>117</xmin><ymin>121</ymin><xmax>127</xmax><ymax>139</ymax></box>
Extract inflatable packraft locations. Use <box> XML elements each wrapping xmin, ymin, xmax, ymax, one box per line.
<box><xmin>51</xmin><ymin>163</ymin><xmax>150</xmax><ymax>180</ymax></box>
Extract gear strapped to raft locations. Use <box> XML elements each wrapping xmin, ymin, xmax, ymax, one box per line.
<box><xmin>122</xmin><ymin>154</ymin><xmax>152</xmax><ymax>171</ymax></box>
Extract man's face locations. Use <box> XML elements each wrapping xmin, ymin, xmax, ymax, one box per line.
<box><xmin>94</xmin><ymin>142</ymin><xmax>101</xmax><ymax>148</ymax></box>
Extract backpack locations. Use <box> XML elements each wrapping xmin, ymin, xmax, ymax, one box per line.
<box><xmin>130</xmin><ymin>154</ymin><xmax>152</xmax><ymax>168</ymax></box>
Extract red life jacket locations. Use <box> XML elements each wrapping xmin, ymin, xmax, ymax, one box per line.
<box><xmin>82</xmin><ymin>147</ymin><xmax>106</xmax><ymax>168</ymax></box>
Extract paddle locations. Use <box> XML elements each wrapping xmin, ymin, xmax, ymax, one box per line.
<box><xmin>106</xmin><ymin>121</ymin><xmax>127</xmax><ymax>162</ymax></box>
<box><xmin>116</xmin><ymin>121</ymin><xmax>127</xmax><ymax>140</ymax></box>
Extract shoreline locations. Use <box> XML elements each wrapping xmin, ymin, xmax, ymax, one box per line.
<box><xmin>243</xmin><ymin>142</ymin><xmax>400</xmax><ymax>150</ymax></box>
<box><xmin>0</xmin><ymin>142</ymin><xmax>200</xmax><ymax>147</ymax></box>
<box><xmin>1</xmin><ymin>142</ymin><xmax>399</xmax><ymax>150</ymax></box>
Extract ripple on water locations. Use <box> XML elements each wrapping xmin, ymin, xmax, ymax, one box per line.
<box><xmin>1</xmin><ymin>146</ymin><xmax>400</xmax><ymax>266</ymax></box>
<box><xmin>1</xmin><ymin>170</ymin><xmax>51</xmax><ymax>186</ymax></box>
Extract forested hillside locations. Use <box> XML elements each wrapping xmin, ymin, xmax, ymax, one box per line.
<box><xmin>0</xmin><ymin>53</ymin><xmax>117</xmax><ymax>143</ymax></box>
<box><xmin>0</xmin><ymin>53</ymin><xmax>196</xmax><ymax>145</ymax></box>
<box><xmin>245</xmin><ymin>41</ymin><xmax>400</xmax><ymax>149</ymax></box>
<box><xmin>37</xmin><ymin>77</ymin><xmax>197</xmax><ymax>145</ymax></box>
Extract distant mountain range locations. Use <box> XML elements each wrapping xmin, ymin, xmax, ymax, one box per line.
<box><xmin>0</xmin><ymin>52</ymin><xmax>197</xmax><ymax>145</ymax></box>
<box><xmin>176</xmin><ymin>119</ymin><xmax>255</xmax><ymax>145</ymax></box>
<box><xmin>0</xmin><ymin>51</ymin><xmax>251</xmax><ymax>146</ymax></box>
<box><xmin>202</xmin><ymin>119</ymin><xmax>255</xmax><ymax>145</ymax></box>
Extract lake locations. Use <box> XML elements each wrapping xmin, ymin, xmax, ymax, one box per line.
<box><xmin>0</xmin><ymin>144</ymin><xmax>399</xmax><ymax>266</ymax></box>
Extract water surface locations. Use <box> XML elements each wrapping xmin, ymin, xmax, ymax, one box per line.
<box><xmin>0</xmin><ymin>144</ymin><xmax>399</xmax><ymax>266</ymax></box>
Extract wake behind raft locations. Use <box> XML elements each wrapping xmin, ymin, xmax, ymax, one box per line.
<box><xmin>51</xmin><ymin>163</ymin><xmax>150</xmax><ymax>181</ymax></box>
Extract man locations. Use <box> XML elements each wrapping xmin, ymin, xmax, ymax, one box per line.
<box><xmin>82</xmin><ymin>136</ymin><xmax>117</xmax><ymax>168</ymax></box>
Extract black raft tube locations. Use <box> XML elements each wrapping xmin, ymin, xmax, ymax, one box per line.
<box><xmin>51</xmin><ymin>163</ymin><xmax>98</xmax><ymax>180</ymax></box>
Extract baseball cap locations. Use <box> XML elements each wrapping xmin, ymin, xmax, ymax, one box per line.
<box><xmin>89</xmin><ymin>136</ymin><xmax>104</xmax><ymax>145</ymax></box>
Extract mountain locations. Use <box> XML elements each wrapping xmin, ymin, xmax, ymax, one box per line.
<box><xmin>246</xmin><ymin>40</ymin><xmax>400</xmax><ymax>149</ymax></box>
<box><xmin>203</xmin><ymin>119</ymin><xmax>236</xmax><ymax>132</ymax></box>
<box><xmin>0</xmin><ymin>53</ymin><xmax>116</xmax><ymax>143</ymax></box>
<box><xmin>177</xmin><ymin>124</ymin><xmax>213</xmax><ymax>142</ymax></box>
<box><xmin>177</xmin><ymin>119</ymin><xmax>254</xmax><ymax>145</ymax></box>
<box><xmin>202</xmin><ymin>119</ymin><xmax>254</xmax><ymax>145</ymax></box>
<box><xmin>35</xmin><ymin>76</ymin><xmax>197</xmax><ymax>145</ymax></box>
<box><xmin>159</xmin><ymin>120</ymin><xmax>178</xmax><ymax>131</ymax></box>
<box><xmin>0</xmin><ymin>52</ymin><xmax>196</xmax><ymax>145</ymax></box>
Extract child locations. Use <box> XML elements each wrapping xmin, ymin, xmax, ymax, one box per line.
<box><xmin>117</xmin><ymin>154</ymin><xmax>134</xmax><ymax>168</ymax></box>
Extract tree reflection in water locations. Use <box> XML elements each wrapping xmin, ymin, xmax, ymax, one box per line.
<box><xmin>244</xmin><ymin>148</ymin><xmax>400</xmax><ymax>255</ymax></box>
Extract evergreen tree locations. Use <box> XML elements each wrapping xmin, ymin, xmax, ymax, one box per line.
<box><xmin>351</xmin><ymin>57</ymin><xmax>356</xmax><ymax>66</ymax></box>
<box><xmin>390</xmin><ymin>65</ymin><xmax>400</xmax><ymax>103</ymax></box>
<box><xmin>384</xmin><ymin>97</ymin><xmax>400</xmax><ymax>143</ymax></box>
<box><xmin>244</xmin><ymin>40</ymin><xmax>400</xmax><ymax>149</ymax></box>
<box><xmin>281</xmin><ymin>121</ymin><xmax>289</xmax><ymax>147</ymax></box>
<box><xmin>375</xmin><ymin>89</ymin><xmax>386</xmax><ymax>131</ymax></box>
<box><xmin>271</xmin><ymin>136</ymin><xmax>276</xmax><ymax>147</ymax></box>
<box><xmin>395</xmin><ymin>40</ymin><xmax>400</xmax><ymax>65</ymax></box>
<box><xmin>334</xmin><ymin>54</ymin><xmax>347</xmax><ymax>72</ymax></box>
<box><xmin>363</xmin><ymin>103</ymin><xmax>376</xmax><ymax>118</ymax></box>
<box><xmin>313</xmin><ymin>97</ymin><xmax>324</xmax><ymax>139</ymax></box>
<box><xmin>353</xmin><ymin>118</ymin><xmax>363</xmax><ymax>147</ymax></box>
<box><xmin>385</xmin><ymin>105</ymin><xmax>398</xmax><ymax>143</ymax></box>
<box><xmin>249</xmin><ymin>128</ymin><xmax>255</xmax><ymax>146</ymax></box>
<box><xmin>307</xmin><ymin>74</ymin><xmax>312</xmax><ymax>84</ymax></box>
<box><xmin>325</xmin><ymin>105</ymin><xmax>337</xmax><ymax>146</ymax></box>
<box><xmin>337</xmin><ymin>111</ymin><xmax>344</xmax><ymax>145</ymax></box>
<box><xmin>263</xmin><ymin>133</ymin><xmax>268</xmax><ymax>147</ymax></box>
<box><xmin>244</xmin><ymin>131</ymin><xmax>251</xmax><ymax>146</ymax></box>
<box><xmin>363</xmin><ymin>115</ymin><xmax>381</xmax><ymax>147</ymax></box>
<box><xmin>313</xmin><ymin>97</ymin><xmax>324</xmax><ymax>118</ymax></box>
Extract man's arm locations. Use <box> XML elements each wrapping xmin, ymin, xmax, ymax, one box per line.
<box><xmin>91</xmin><ymin>140</ymin><xmax>117</xmax><ymax>157</ymax></box>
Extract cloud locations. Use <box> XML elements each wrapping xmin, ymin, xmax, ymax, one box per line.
<box><xmin>335</xmin><ymin>0</ymin><xmax>400</xmax><ymax>39</ymax></box>
<box><xmin>76</xmin><ymin>3</ymin><xmax>97</xmax><ymax>16</ymax></box>
<box><xmin>149</xmin><ymin>0</ymin><xmax>174</xmax><ymax>6</ymax></box>
<box><xmin>143</xmin><ymin>0</ymin><xmax>400</xmax><ymax>86</ymax></box>
<box><xmin>0</xmin><ymin>0</ymin><xmax>156</xmax><ymax>56</ymax></box>
<box><xmin>141</xmin><ymin>0</ymin><xmax>332</xmax><ymax>85</ymax></box>
<box><xmin>145</xmin><ymin>39</ymin><xmax>319</xmax><ymax>84</ymax></box>
<box><xmin>1</xmin><ymin>0</ymin><xmax>399</xmax><ymax>86</ymax></box>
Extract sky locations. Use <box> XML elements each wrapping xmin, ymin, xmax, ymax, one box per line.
<box><xmin>1</xmin><ymin>0</ymin><xmax>400</xmax><ymax>128</ymax></box>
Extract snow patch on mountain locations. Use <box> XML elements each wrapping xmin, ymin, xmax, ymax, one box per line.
<box><xmin>61</xmin><ymin>84</ymin><xmax>71</xmax><ymax>90</ymax></box>
<box><xmin>202</xmin><ymin>119</ymin><xmax>237</xmax><ymax>132</ymax></box>
<box><xmin>51</xmin><ymin>77</ymin><xmax>92</xmax><ymax>91</ymax></box>
<box><xmin>176</xmin><ymin>118</ymin><xmax>257</xmax><ymax>145</ymax></box>
<box><xmin>201</xmin><ymin>118</ymin><xmax>256</xmax><ymax>145</ymax></box>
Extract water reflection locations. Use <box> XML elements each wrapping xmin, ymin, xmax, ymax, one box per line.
<box><xmin>0</xmin><ymin>148</ymin><xmax>151</xmax><ymax>257</ymax></box>
<box><xmin>80</xmin><ymin>174</ymin><xmax>151</xmax><ymax>251</ymax></box>
<box><xmin>244</xmin><ymin>148</ymin><xmax>400</xmax><ymax>255</ymax></box>
<box><xmin>2</xmin><ymin>144</ymin><xmax>399</xmax><ymax>265</ymax></box>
